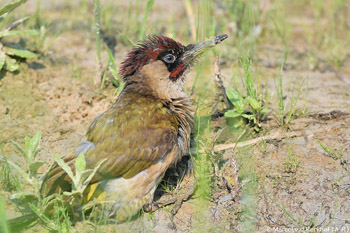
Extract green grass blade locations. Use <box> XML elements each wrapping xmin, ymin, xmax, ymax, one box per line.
<box><xmin>0</xmin><ymin>0</ymin><xmax>27</xmax><ymax>17</ymax></box>
<box><xmin>105</xmin><ymin>44</ymin><xmax>118</xmax><ymax>78</ymax></box>
<box><xmin>0</xmin><ymin>30</ymin><xmax>39</xmax><ymax>38</ymax></box>
<box><xmin>93</xmin><ymin>0</ymin><xmax>102</xmax><ymax>84</ymax></box>
<box><xmin>0</xmin><ymin>51</ymin><xmax>5</xmax><ymax>71</ymax></box>
<box><xmin>0</xmin><ymin>196</ymin><xmax>10</xmax><ymax>233</ymax></box>
<box><xmin>119</xmin><ymin>33</ymin><xmax>137</xmax><ymax>47</ymax></box>
<box><xmin>101</xmin><ymin>59</ymin><xmax>110</xmax><ymax>88</ymax></box>
<box><xmin>34</xmin><ymin>0</ymin><xmax>41</xmax><ymax>27</ymax></box>
<box><xmin>139</xmin><ymin>0</ymin><xmax>154</xmax><ymax>40</ymax></box>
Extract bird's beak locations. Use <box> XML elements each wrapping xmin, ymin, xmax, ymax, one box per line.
<box><xmin>182</xmin><ymin>34</ymin><xmax>228</xmax><ymax>65</ymax></box>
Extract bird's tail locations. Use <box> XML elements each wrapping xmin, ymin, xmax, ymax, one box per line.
<box><xmin>3</xmin><ymin>213</ymin><xmax>38</xmax><ymax>233</ymax></box>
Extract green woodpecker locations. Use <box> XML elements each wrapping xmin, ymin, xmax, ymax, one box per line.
<box><xmin>42</xmin><ymin>34</ymin><xmax>228</xmax><ymax>222</ymax></box>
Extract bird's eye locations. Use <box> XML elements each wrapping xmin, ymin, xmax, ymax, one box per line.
<box><xmin>163</xmin><ymin>54</ymin><xmax>176</xmax><ymax>63</ymax></box>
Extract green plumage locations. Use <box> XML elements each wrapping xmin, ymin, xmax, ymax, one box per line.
<box><xmin>85</xmin><ymin>91</ymin><xmax>179</xmax><ymax>179</ymax></box>
<box><xmin>44</xmin><ymin>90</ymin><xmax>180</xmax><ymax>195</ymax></box>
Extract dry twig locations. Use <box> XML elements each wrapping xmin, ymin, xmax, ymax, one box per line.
<box><xmin>192</xmin><ymin>128</ymin><xmax>323</xmax><ymax>154</ymax></box>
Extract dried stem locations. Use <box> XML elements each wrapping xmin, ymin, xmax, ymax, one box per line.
<box><xmin>189</xmin><ymin>128</ymin><xmax>324</xmax><ymax>155</ymax></box>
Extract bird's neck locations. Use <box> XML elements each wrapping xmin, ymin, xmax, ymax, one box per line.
<box><xmin>123</xmin><ymin>61</ymin><xmax>187</xmax><ymax>101</ymax></box>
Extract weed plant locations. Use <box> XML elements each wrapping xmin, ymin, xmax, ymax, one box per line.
<box><xmin>318</xmin><ymin>141</ymin><xmax>343</xmax><ymax>161</ymax></box>
<box><xmin>0</xmin><ymin>132</ymin><xmax>107</xmax><ymax>232</ymax></box>
<box><xmin>225</xmin><ymin>55</ymin><xmax>270</xmax><ymax>132</ymax></box>
<box><xmin>0</xmin><ymin>0</ymin><xmax>38</xmax><ymax>75</ymax></box>
<box><xmin>274</xmin><ymin>59</ymin><xmax>308</xmax><ymax>128</ymax></box>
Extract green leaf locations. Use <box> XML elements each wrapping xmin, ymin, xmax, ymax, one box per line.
<box><xmin>24</xmin><ymin>135</ymin><xmax>32</xmax><ymax>161</ymax></box>
<box><xmin>5</xmin><ymin>47</ymin><xmax>37</xmax><ymax>59</ymax></box>
<box><xmin>0</xmin><ymin>51</ymin><xmax>5</xmax><ymax>71</ymax></box>
<box><xmin>51</xmin><ymin>154</ymin><xmax>74</xmax><ymax>182</ymax></box>
<box><xmin>6</xmin><ymin>160</ymin><xmax>30</xmax><ymax>183</ymax></box>
<box><xmin>81</xmin><ymin>158</ymin><xmax>106</xmax><ymax>189</ymax></box>
<box><xmin>226</xmin><ymin>89</ymin><xmax>242</xmax><ymax>102</ymax></box>
<box><xmin>235</xmin><ymin>99</ymin><xmax>246</xmax><ymax>113</ymax></box>
<box><xmin>75</xmin><ymin>158</ymin><xmax>106</xmax><ymax>193</ymax></box>
<box><xmin>0</xmin><ymin>196</ymin><xmax>10</xmax><ymax>233</ymax></box>
<box><xmin>226</xmin><ymin>89</ymin><xmax>246</xmax><ymax>111</ymax></box>
<box><xmin>247</xmin><ymin>96</ymin><xmax>260</xmax><ymax>110</ymax></box>
<box><xmin>76</xmin><ymin>170</ymin><xmax>94</xmax><ymax>193</ymax></box>
<box><xmin>75</xmin><ymin>153</ymin><xmax>86</xmax><ymax>171</ymax></box>
<box><xmin>11</xmin><ymin>140</ymin><xmax>26</xmax><ymax>157</ymax></box>
<box><xmin>224</xmin><ymin>110</ymin><xmax>242</xmax><ymax>118</ymax></box>
<box><xmin>242</xmin><ymin>113</ymin><xmax>255</xmax><ymax>120</ymax></box>
<box><xmin>30</xmin><ymin>131</ymin><xmax>41</xmax><ymax>160</ymax></box>
<box><xmin>29</xmin><ymin>161</ymin><xmax>44</xmax><ymax>176</ymax></box>
<box><xmin>23</xmin><ymin>131</ymin><xmax>41</xmax><ymax>162</ymax></box>
<box><xmin>9</xmin><ymin>192</ymin><xmax>36</xmax><ymax>201</ymax></box>
<box><xmin>4</xmin><ymin>57</ymin><xmax>19</xmax><ymax>72</ymax></box>
<box><xmin>261</xmin><ymin>108</ymin><xmax>271</xmax><ymax>115</ymax></box>
<box><xmin>63</xmin><ymin>191</ymin><xmax>80</xmax><ymax>197</ymax></box>
<box><xmin>0</xmin><ymin>0</ymin><xmax>27</xmax><ymax>17</ymax></box>
<box><xmin>0</xmin><ymin>30</ymin><xmax>39</xmax><ymax>38</ymax></box>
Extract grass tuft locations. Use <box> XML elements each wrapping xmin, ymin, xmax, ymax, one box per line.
<box><xmin>274</xmin><ymin>57</ymin><xmax>308</xmax><ymax>128</ymax></box>
<box><xmin>139</xmin><ymin>0</ymin><xmax>155</xmax><ymax>40</ymax></box>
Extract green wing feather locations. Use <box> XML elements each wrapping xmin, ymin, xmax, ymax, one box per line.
<box><xmin>86</xmin><ymin>93</ymin><xmax>178</xmax><ymax>179</ymax></box>
<box><xmin>42</xmin><ymin>92</ymin><xmax>178</xmax><ymax>194</ymax></box>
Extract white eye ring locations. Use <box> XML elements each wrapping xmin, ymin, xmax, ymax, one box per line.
<box><xmin>163</xmin><ymin>54</ymin><xmax>176</xmax><ymax>63</ymax></box>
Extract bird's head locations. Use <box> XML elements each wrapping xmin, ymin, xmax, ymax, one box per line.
<box><xmin>119</xmin><ymin>35</ymin><xmax>228</xmax><ymax>100</ymax></box>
